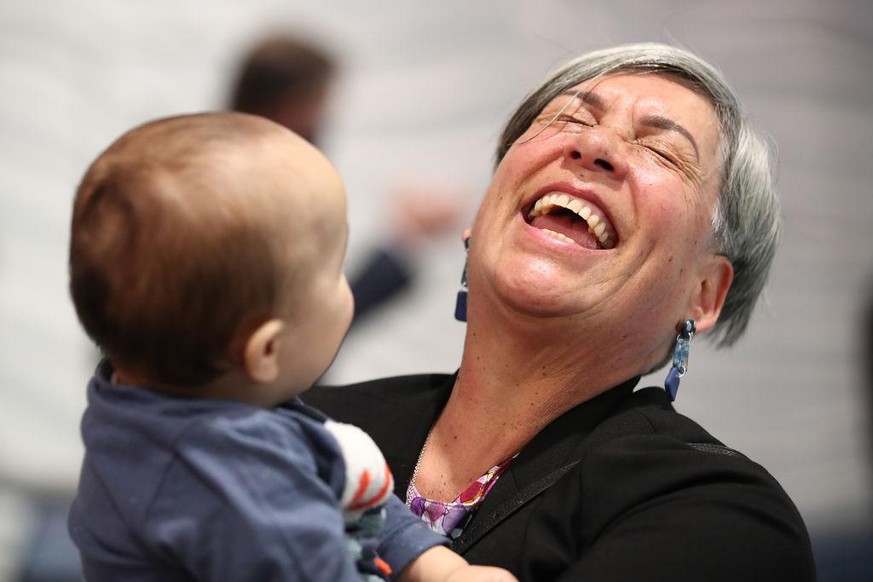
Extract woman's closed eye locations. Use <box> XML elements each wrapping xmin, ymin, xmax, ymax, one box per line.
<box><xmin>637</xmin><ymin>139</ymin><xmax>704</xmax><ymax>184</ymax></box>
<box><xmin>644</xmin><ymin>143</ymin><xmax>679</xmax><ymax>164</ymax></box>
<box><xmin>635</xmin><ymin>134</ymin><xmax>687</xmax><ymax>163</ymax></box>
<box><xmin>555</xmin><ymin>114</ymin><xmax>595</xmax><ymax>131</ymax></box>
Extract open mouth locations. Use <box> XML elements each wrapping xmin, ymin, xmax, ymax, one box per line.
<box><xmin>524</xmin><ymin>193</ymin><xmax>616</xmax><ymax>250</ymax></box>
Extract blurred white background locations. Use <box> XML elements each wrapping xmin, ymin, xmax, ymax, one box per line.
<box><xmin>1</xmin><ymin>0</ymin><xmax>871</xmax><ymax>579</ymax></box>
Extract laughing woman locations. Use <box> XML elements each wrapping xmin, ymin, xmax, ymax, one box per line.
<box><xmin>307</xmin><ymin>43</ymin><xmax>815</xmax><ymax>581</ymax></box>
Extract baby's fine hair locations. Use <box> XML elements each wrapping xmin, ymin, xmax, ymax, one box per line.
<box><xmin>69</xmin><ymin>112</ymin><xmax>294</xmax><ymax>386</ymax></box>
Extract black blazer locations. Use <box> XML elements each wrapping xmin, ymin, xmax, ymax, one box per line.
<box><xmin>305</xmin><ymin>374</ymin><xmax>815</xmax><ymax>581</ymax></box>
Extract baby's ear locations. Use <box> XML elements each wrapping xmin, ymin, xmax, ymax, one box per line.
<box><xmin>242</xmin><ymin>319</ymin><xmax>285</xmax><ymax>383</ymax></box>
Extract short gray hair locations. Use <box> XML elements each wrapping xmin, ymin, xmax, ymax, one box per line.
<box><xmin>496</xmin><ymin>43</ymin><xmax>779</xmax><ymax>347</ymax></box>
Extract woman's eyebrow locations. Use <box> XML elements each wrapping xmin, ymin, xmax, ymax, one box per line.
<box><xmin>559</xmin><ymin>89</ymin><xmax>605</xmax><ymax>110</ymax></box>
<box><xmin>557</xmin><ymin>89</ymin><xmax>700</xmax><ymax>161</ymax></box>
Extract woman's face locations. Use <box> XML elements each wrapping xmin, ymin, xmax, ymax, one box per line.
<box><xmin>470</xmin><ymin>72</ymin><xmax>732</xmax><ymax>363</ymax></box>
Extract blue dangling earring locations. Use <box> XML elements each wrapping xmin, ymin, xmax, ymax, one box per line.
<box><xmin>664</xmin><ymin>319</ymin><xmax>696</xmax><ymax>401</ymax></box>
<box><xmin>454</xmin><ymin>237</ymin><xmax>470</xmax><ymax>322</ymax></box>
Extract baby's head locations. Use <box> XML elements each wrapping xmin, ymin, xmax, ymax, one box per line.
<box><xmin>69</xmin><ymin>112</ymin><xmax>352</xmax><ymax>404</ymax></box>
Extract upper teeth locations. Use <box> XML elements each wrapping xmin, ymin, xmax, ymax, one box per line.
<box><xmin>528</xmin><ymin>193</ymin><xmax>613</xmax><ymax>249</ymax></box>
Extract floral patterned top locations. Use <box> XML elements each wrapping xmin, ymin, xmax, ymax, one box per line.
<box><xmin>405</xmin><ymin>455</ymin><xmax>516</xmax><ymax>539</ymax></box>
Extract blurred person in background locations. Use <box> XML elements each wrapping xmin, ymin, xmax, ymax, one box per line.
<box><xmin>228</xmin><ymin>33</ymin><xmax>466</xmax><ymax>326</ymax></box>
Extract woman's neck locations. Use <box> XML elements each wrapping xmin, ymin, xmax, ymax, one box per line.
<box><xmin>413</xmin><ymin>310</ymin><xmax>628</xmax><ymax>502</ymax></box>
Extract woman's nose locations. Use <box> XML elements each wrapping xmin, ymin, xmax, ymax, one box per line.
<box><xmin>563</xmin><ymin>128</ymin><xmax>627</xmax><ymax>180</ymax></box>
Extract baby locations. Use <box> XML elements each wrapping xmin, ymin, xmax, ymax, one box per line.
<box><xmin>66</xmin><ymin>112</ymin><xmax>514</xmax><ymax>582</ymax></box>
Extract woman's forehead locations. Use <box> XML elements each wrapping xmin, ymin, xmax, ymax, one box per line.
<box><xmin>554</xmin><ymin>72</ymin><xmax>713</xmax><ymax>112</ymax></box>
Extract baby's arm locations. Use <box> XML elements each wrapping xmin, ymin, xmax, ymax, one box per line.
<box><xmin>397</xmin><ymin>545</ymin><xmax>517</xmax><ymax>582</ymax></box>
<box><xmin>369</xmin><ymin>477</ymin><xmax>517</xmax><ymax>581</ymax></box>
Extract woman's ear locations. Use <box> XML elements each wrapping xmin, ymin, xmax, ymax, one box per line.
<box><xmin>689</xmin><ymin>254</ymin><xmax>734</xmax><ymax>334</ymax></box>
<box><xmin>242</xmin><ymin>319</ymin><xmax>285</xmax><ymax>384</ymax></box>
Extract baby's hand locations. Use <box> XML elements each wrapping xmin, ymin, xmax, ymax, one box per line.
<box><xmin>398</xmin><ymin>545</ymin><xmax>518</xmax><ymax>582</ymax></box>
<box><xmin>444</xmin><ymin>564</ymin><xmax>518</xmax><ymax>582</ymax></box>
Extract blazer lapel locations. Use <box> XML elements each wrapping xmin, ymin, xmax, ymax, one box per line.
<box><xmin>452</xmin><ymin>378</ymin><xmax>638</xmax><ymax>554</ymax></box>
